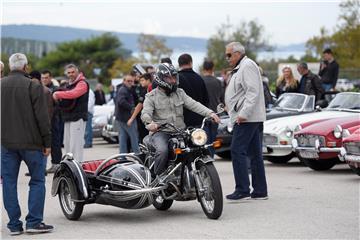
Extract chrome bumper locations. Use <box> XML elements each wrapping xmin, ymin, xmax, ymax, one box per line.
<box><xmin>292</xmin><ymin>139</ymin><xmax>342</xmax><ymax>153</ymax></box>
<box><xmin>344</xmin><ymin>154</ymin><xmax>360</xmax><ymax>163</ymax></box>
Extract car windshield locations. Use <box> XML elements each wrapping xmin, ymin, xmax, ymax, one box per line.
<box><xmin>326</xmin><ymin>93</ymin><xmax>360</xmax><ymax>111</ymax></box>
<box><xmin>274</xmin><ymin>93</ymin><xmax>306</xmax><ymax>110</ymax></box>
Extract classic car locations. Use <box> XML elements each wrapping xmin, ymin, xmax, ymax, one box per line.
<box><xmin>102</xmin><ymin>110</ymin><xmax>119</xmax><ymax>143</ymax></box>
<box><xmin>292</xmin><ymin>115</ymin><xmax>360</xmax><ymax>170</ymax></box>
<box><xmin>92</xmin><ymin>99</ymin><xmax>114</xmax><ymax>138</ymax></box>
<box><xmin>340</xmin><ymin>126</ymin><xmax>360</xmax><ymax>176</ymax></box>
<box><xmin>262</xmin><ymin>92</ymin><xmax>360</xmax><ymax>164</ymax></box>
<box><xmin>215</xmin><ymin>92</ymin><xmax>333</xmax><ymax>159</ymax></box>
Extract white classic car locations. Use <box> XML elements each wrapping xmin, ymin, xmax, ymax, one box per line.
<box><xmin>92</xmin><ymin>100</ymin><xmax>115</xmax><ymax>137</ymax></box>
<box><xmin>263</xmin><ymin>92</ymin><xmax>360</xmax><ymax>163</ymax></box>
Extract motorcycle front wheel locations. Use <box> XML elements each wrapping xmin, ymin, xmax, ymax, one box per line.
<box><xmin>196</xmin><ymin>162</ymin><xmax>223</xmax><ymax>219</ymax></box>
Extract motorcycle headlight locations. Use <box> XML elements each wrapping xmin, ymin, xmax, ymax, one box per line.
<box><xmin>285</xmin><ymin>127</ymin><xmax>293</xmax><ymax>138</ymax></box>
<box><xmin>333</xmin><ymin>125</ymin><xmax>342</xmax><ymax>139</ymax></box>
<box><xmin>191</xmin><ymin>129</ymin><xmax>208</xmax><ymax>146</ymax></box>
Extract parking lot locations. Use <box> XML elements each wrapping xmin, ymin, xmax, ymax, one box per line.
<box><xmin>1</xmin><ymin>139</ymin><xmax>359</xmax><ymax>239</ymax></box>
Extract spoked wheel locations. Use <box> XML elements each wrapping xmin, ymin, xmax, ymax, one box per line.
<box><xmin>196</xmin><ymin>162</ymin><xmax>223</xmax><ymax>219</ymax></box>
<box><xmin>58</xmin><ymin>178</ymin><xmax>84</xmax><ymax>220</ymax></box>
<box><xmin>152</xmin><ymin>195</ymin><xmax>173</xmax><ymax>211</ymax></box>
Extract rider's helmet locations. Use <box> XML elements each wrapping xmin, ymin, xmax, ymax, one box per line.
<box><xmin>154</xmin><ymin>63</ymin><xmax>178</xmax><ymax>95</ymax></box>
<box><xmin>99</xmin><ymin>162</ymin><xmax>153</xmax><ymax>209</ymax></box>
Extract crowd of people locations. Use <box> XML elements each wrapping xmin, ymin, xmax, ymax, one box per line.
<box><xmin>0</xmin><ymin>44</ymin><xmax>341</xmax><ymax>235</ymax></box>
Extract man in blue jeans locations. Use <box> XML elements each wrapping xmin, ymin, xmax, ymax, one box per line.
<box><xmin>224</xmin><ymin>42</ymin><xmax>268</xmax><ymax>201</ymax></box>
<box><xmin>115</xmin><ymin>74</ymin><xmax>140</xmax><ymax>153</ymax></box>
<box><xmin>1</xmin><ymin>53</ymin><xmax>54</xmax><ymax>235</ymax></box>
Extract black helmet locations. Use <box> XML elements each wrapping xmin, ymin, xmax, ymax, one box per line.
<box><xmin>154</xmin><ymin>63</ymin><xmax>178</xmax><ymax>95</ymax></box>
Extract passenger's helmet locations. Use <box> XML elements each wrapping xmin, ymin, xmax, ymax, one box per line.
<box><xmin>154</xmin><ymin>63</ymin><xmax>178</xmax><ymax>94</ymax></box>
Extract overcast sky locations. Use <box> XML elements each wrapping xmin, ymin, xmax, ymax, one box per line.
<box><xmin>1</xmin><ymin>0</ymin><xmax>342</xmax><ymax>46</ymax></box>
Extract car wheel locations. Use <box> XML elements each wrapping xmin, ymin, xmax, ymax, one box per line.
<box><xmin>216</xmin><ymin>151</ymin><xmax>231</xmax><ymax>159</ymax></box>
<box><xmin>299</xmin><ymin>157</ymin><xmax>337</xmax><ymax>171</ymax></box>
<box><xmin>265</xmin><ymin>153</ymin><xmax>295</xmax><ymax>164</ymax></box>
<box><xmin>349</xmin><ymin>165</ymin><xmax>360</xmax><ymax>176</ymax></box>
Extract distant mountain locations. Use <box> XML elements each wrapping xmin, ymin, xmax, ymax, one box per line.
<box><xmin>1</xmin><ymin>24</ymin><xmax>208</xmax><ymax>52</ymax></box>
<box><xmin>276</xmin><ymin>43</ymin><xmax>306</xmax><ymax>52</ymax></box>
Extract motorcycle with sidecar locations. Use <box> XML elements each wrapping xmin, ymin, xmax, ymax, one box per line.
<box><xmin>52</xmin><ymin>116</ymin><xmax>224</xmax><ymax>220</ymax></box>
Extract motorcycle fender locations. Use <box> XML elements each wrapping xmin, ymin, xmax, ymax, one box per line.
<box><xmin>194</xmin><ymin>155</ymin><xmax>214</xmax><ymax>164</ymax></box>
<box><xmin>51</xmin><ymin>159</ymin><xmax>89</xmax><ymax>201</ymax></box>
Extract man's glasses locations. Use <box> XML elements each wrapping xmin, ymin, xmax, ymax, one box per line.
<box><xmin>225</xmin><ymin>51</ymin><xmax>239</xmax><ymax>59</ymax></box>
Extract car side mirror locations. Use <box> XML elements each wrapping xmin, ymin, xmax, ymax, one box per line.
<box><xmin>315</xmin><ymin>105</ymin><xmax>322</xmax><ymax>112</ymax></box>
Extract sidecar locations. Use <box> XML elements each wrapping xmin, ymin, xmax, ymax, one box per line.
<box><xmin>51</xmin><ymin>153</ymin><xmax>166</xmax><ymax>220</ymax></box>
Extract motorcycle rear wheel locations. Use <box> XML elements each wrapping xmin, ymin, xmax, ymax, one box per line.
<box><xmin>152</xmin><ymin>195</ymin><xmax>173</xmax><ymax>211</ymax></box>
<box><xmin>196</xmin><ymin>162</ymin><xmax>223</xmax><ymax>219</ymax></box>
<box><xmin>58</xmin><ymin>178</ymin><xmax>84</xmax><ymax>220</ymax></box>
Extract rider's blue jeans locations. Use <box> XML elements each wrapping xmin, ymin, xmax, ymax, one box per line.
<box><xmin>230</xmin><ymin>122</ymin><xmax>268</xmax><ymax>196</ymax></box>
<box><xmin>1</xmin><ymin>146</ymin><xmax>46</xmax><ymax>231</ymax></box>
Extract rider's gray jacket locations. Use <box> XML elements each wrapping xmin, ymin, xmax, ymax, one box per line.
<box><xmin>141</xmin><ymin>87</ymin><xmax>213</xmax><ymax>132</ymax></box>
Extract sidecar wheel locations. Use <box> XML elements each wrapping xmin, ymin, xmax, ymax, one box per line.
<box><xmin>196</xmin><ymin>162</ymin><xmax>223</xmax><ymax>219</ymax></box>
<box><xmin>58</xmin><ymin>179</ymin><xmax>84</xmax><ymax>220</ymax></box>
<box><xmin>152</xmin><ymin>195</ymin><xmax>173</xmax><ymax>211</ymax></box>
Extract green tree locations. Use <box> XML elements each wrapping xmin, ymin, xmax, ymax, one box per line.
<box><xmin>36</xmin><ymin>33</ymin><xmax>131</xmax><ymax>83</ymax></box>
<box><xmin>137</xmin><ymin>33</ymin><xmax>173</xmax><ymax>63</ymax></box>
<box><xmin>306</xmin><ymin>0</ymin><xmax>360</xmax><ymax>73</ymax></box>
<box><xmin>207</xmin><ymin>19</ymin><xmax>273</xmax><ymax>71</ymax></box>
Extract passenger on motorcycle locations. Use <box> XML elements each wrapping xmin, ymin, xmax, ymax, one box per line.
<box><xmin>141</xmin><ymin>63</ymin><xmax>220</xmax><ymax>176</ymax></box>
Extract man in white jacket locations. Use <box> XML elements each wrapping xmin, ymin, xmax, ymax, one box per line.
<box><xmin>224</xmin><ymin>42</ymin><xmax>268</xmax><ymax>201</ymax></box>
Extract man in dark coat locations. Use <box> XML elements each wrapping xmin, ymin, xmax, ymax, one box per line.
<box><xmin>1</xmin><ymin>53</ymin><xmax>54</xmax><ymax>235</ymax></box>
<box><xmin>178</xmin><ymin>53</ymin><xmax>209</xmax><ymax>127</ymax></box>
<box><xmin>297</xmin><ymin>62</ymin><xmax>324</xmax><ymax>102</ymax></box>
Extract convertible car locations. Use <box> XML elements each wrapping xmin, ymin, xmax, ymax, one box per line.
<box><xmin>215</xmin><ymin>92</ymin><xmax>333</xmax><ymax>159</ymax></box>
<box><xmin>262</xmin><ymin>92</ymin><xmax>360</xmax><ymax>164</ymax></box>
<box><xmin>292</xmin><ymin>115</ymin><xmax>360</xmax><ymax>170</ymax></box>
<box><xmin>340</xmin><ymin>126</ymin><xmax>360</xmax><ymax>176</ymax></box>
<box><xmin>93</xmin><ymin>100</ymin><xmax>114</xmax><ymax>138</ymax></box>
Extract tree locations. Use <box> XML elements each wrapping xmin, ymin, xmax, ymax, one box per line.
<box><xmin>206</xmin><ymin>19</ymin><xmax>273</xmax><ymax>71</ymax></box>
<box><xmin>137</xmin><ymin>33</ymin><xmax>173</xmax><ymax>63</ymax></box>
<box><xmin>36</xmin><ymin>33</ymin><xmax>131</xmax><ymax>83</ymax></box>
<box><xmin>306</xmin><ymin>0</ymin><xmax>360</xmax><ymax>71</ymax></box>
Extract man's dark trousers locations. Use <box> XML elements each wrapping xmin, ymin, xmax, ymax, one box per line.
<box><xmin>51</xmin><ymin>112</ymin><xmax>63</xmax><ymax>164</ymax></box>
<box><xmin>231</xmin><ymin>122</ymin><xmax>267</xmax><ymax>196</ymax></box>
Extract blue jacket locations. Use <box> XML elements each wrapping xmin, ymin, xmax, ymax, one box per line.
<box><xmin>115</xmin><ymin>85</ymin><xmax>135</xmax><ymax>122</ymax></box>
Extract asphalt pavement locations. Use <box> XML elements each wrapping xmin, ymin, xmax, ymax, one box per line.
<box><xmin>1</xmin><ymin>138</ymin><xmax>359</xmax><ymax>239</ymax></box>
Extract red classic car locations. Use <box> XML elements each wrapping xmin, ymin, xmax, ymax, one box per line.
<box><xmin>292</xmin><ymin>115</ymin><xmax>360</xmax><ymax>170</ymax></box>
<box><xmin>341</xmin><ymin>126</ymin><xmax>360</xmax><ymax>176</ymax></box>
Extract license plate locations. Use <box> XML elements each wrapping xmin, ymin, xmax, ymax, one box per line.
<box><xmin>299</xmin><ymin>150</ymin><xmax>319</xmax><ymax>159</ymax></box>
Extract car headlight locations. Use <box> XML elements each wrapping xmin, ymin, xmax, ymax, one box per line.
<box><xmin>342</xmin><ymin>129</ymin><xmax>350</xmax><ymax>138</ymax></box>
<box><xmin>294</xmin><ymin>124</ymin><xmax>302</xmax><ymax>133</ymax></box>
<box><xmin>191</xmin><ymin>129</ymin><xmax>208</xmax><ymax>146</ymax></box>
<box><xmin>285</xmin><ymin>127</ymin><xmax>293</xmax><ymax>138</ymax></box>
<box><xmin>333</xmin><ymin>125</ymin><xmax>342</xmax><ymax>139</ymax></box>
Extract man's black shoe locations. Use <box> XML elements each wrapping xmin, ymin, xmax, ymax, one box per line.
<box><xmin>226</xmin><ymin>192</ymin><xmax>250</xmax><ymax>201</ymax></box>
<box><xmin>251</xmin><ymin>193</ymin><xmax>268</xmax><ymax>200</ymax></box>
<box><xmin>9</xmin><ymin>228</ymin><xmax>24</xmax><ymax>236</ymax></box>
<box><xmin>26</xmin><ymin>222</ymin><xmax>54</xmax><ymax>233</ymax></box>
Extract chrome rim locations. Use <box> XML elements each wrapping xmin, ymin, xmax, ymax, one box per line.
<box><xmin>60</xmin><ymin>179</ymin><xmax>76</xmax><ymax>214</ymax></box>
<box><xmin>198</xmin><ymin>166</ymin><xmax>215</xmax><ymax>213</ymax></box>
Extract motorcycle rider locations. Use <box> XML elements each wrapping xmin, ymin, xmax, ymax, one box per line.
<box><xmin>141</xmin><ymin>63</ymin><xmax>220</xmax><ymax>176</ymax></box>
